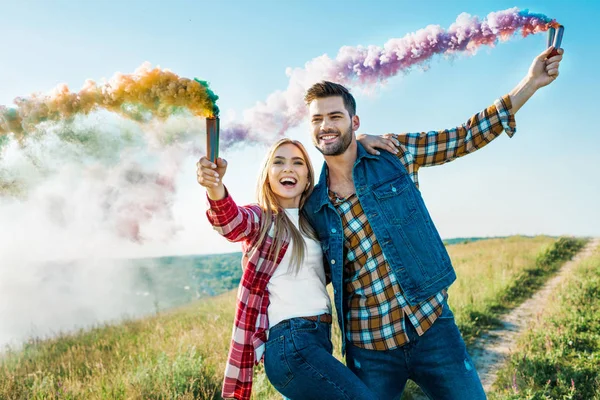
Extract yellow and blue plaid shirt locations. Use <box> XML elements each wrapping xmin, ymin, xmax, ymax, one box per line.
<box><xmin>330</xmin><ymin>95</ymin><xmax>516</xmax><ymax>350</ymax></box>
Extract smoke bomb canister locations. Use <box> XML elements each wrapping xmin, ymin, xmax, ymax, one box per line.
<box><xmin>547</xmin><ymin>27</ymin><xmax>556</xmax><ymax>49</ymax></box>
<box><xmin>548</xmin><ymin>25</ymin><xmax>564</xmax><ymax>57</ymax></box>
<box><xmin>206</xmin><ymin>117</ymin><xmax>220</xmax><ymax>162</ymax></box>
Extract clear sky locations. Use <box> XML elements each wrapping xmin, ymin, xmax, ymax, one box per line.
<box><xmin>1</xmin><ymin>0</ymin><xmax>598</xmax><ymax>256</ymax></box>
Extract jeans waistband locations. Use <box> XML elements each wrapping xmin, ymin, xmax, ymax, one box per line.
<box><xmin>271</xmin><ymin>313</ymin><xmax>332</xmax><ymax>331</ymax></box>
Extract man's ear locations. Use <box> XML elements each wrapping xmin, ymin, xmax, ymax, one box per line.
<box><xmin>352</xmin><ymin>114</ymin><xmax>360</xmax><ymax>131</ymax></box>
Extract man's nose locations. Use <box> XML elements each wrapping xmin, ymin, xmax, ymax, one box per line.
<box><xmin>320</xmin><ymin>119</ymin><xmax>333</xmax><ymax>131</ymax></box>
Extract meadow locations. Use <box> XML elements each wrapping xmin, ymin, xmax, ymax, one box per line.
<box><xmin>0</xmin><ymin>235</ymin><xmax>590</xmax><ymax>399</ymax></box>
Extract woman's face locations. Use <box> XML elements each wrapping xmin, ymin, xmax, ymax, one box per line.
<box><xmin>267</xmin><ymin>143</ymin><xmax>310</xmax><ymax>209</ymax></box>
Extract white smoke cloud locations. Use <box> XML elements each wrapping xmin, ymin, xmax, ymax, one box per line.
<box><xmin>0</xmin><ymin>113</ymin><xmax>207</xmax><ymax>348</ymax></box>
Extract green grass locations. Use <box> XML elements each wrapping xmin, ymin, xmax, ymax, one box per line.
<box><xmin>0</xmin><ymin>236</ymin><xmax>589</xmax><ymax>399</ymax></box>
<box><xmin>489</xmin><ymin>244</ymin><xmax>600</xmax><ymax>400</ymax></box>
<box><xmin>450</xmin><ymin>236</ymin><xmax>587</xmax><ymax>345</ymax></box>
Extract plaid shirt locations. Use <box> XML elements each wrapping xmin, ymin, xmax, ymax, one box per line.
<box><xmin>395</xmin><ymin>95</ymin><xmax>516</xmax><ymax>189</ymax></box>
<box><xmin>331</xmin><ymin>192</ymin><xmax>447</xmax><ymax>349</ymax></box>
<box><xmin>330</xmin><ymin>95</ymin><xmax>516</xmax><ymax>350</ymax></box>
<box><xmin>206</xmin><ymin>192</ymin><xmax>289</xmax><ymax>400</ymax></box>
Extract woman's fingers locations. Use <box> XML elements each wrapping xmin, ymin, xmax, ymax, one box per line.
<box><xmin>197</xmin><ymin>156</ymin><xmax>221</xmax><ymax>187</ymax></box>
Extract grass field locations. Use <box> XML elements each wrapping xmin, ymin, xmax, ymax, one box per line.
<box><xmin>0</xmin><ymin>236</ymin><xmax>589</xmax><ymax>399</ymax></box>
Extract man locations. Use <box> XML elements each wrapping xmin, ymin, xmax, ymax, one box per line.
<box><xmin>302</xmin><ymin>46</ymin><xmax>563</xmax><ymax>399</ymax></box>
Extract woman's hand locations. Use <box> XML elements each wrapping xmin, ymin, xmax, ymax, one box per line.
<box><xmin>356</xmin><ymin>133</ymin><xmax>400</xmax><ymax>155</ymax></box>
<box><xmin>197</xmin><ymin>156</ymin><xmax>228</xmax><ymax>200</ymax></box>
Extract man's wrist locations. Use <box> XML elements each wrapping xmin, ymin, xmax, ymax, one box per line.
<box><xmin>508</xmin><ymin>76</ymin><xmax>538</xmax><ymax>114</ymax></box>
<box><xmin>521</xmin><ymin>75</ymin><xmax>540</xmax><ymax>95</ymax></box>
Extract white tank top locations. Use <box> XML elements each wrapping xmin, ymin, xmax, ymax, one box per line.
<box><xmin>267</xmin><ymin>208</ymin><xmax>332</xmax><ymax>329</ymax></box>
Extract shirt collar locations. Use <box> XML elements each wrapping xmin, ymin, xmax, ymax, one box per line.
<box><xmin>312</xmin><ymin>141</ymin><xmax>376</xmax><ymax>212</ymax></box>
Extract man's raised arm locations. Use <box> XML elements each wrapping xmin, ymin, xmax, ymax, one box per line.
<box><xmin>394</xmin><ymin>46</ymin><xmax>564</xmax><ymax>169</ymax></box>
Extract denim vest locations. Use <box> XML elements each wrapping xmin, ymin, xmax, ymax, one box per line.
<box><xmin>302</xmin><ymin>143</ymin><xmax>456</xmax><ymax>351</ymax></box>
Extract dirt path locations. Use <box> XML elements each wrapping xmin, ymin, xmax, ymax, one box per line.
<box><xmin>470</xmin><ymin>238</ymin><xmax>600</xmax><ymax>393</ymax></box>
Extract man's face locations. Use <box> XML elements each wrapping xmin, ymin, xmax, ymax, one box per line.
<box><xmin>308</xmin><ymin>96</ymin><xmax>359</xmax><ymax>156</ymax></box>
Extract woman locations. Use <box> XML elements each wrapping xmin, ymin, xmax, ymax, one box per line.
<box><xmin>197</xmin><ymin>136</ymin><xmax>396</xmax><ymax>400</ymax></box>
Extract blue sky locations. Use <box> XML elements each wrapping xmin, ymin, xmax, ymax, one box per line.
<box><xmin>1</xmin><ymin>0</ymin><xmax>598</xmax><ymax>256</ymax></box>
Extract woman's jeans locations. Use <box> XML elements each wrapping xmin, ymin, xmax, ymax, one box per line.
<box><xmin>264</xmin><ymin>316</ymin><xmax>377</xmax><ymax>400</ymax></box>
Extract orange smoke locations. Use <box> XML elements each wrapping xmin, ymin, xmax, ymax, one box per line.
<box><xmin>0</xmin><ymin>63</ymin><xmax>219</xmax><ymax>141</ymax></box>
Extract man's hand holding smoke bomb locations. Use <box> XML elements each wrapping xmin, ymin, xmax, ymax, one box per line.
<box><xmin>529</xmin><ymin>24</ymin><xmax>564</xmax><ymax>90</ymax></box>
<box><xmin>529</xmin><ymin>46</ymin><xmax>564</xmax><ymax>89</ymax></box>
<box><xmin>508</xmin><ymin>26</ymin><xmax>565</xmax><ymax>115</ymax></box>
<box><xmin>197</xmin><ymin>156</ymin><xmax>228</xmax><ymax>200</ymax></box>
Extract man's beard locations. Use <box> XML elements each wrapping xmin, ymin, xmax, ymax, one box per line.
<box><xmin>314</xmin><ymin>123</ymin><xmax>353</xmax><ymax>156</ymax></box>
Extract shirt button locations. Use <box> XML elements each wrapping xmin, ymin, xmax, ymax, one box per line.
<box><xmin>331</xmin><ymin>259</ymin><xmax>336</xmax><ymax>265</ymax></box>
<box><xmin>331</xmin><ymin>228</ymin><xmax>337</xmax><ymax>233</ymax></box>
<box><xmin>392</xmin><ymin>186</ymin><xmax>397</xmax><ymax>192</ymax></box>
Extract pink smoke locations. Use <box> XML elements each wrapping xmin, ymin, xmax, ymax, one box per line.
<box><xmin>221</xmin><ymin>7</ymin><xmax>557</xmax><ymax>145</ymax></box>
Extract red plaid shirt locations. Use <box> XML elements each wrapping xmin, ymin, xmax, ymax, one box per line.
<box><xmin>206</xmin><ymin>191</ymin><xmax>289</xmax><ymax>400</ymax></box>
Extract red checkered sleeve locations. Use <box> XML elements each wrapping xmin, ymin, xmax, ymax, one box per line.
<box><xmin>206</xmin><ymin>188</ymin><xmax>262</xmax><ymax>244</ymax></box>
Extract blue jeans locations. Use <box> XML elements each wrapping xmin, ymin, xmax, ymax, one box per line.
<box><xmin>345</xmin><ymin>303</ymin><xmax>486</xmax><ymax>400</ymax></box>
<box><xmin>264</xmin><ymin>316</ymin><xmax>378</xmax><ymax>400</ymax></box>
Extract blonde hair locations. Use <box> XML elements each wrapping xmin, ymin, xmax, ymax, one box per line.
<box><xmin>255</xmin><ymin>138</ymin><xmax>318</xmax><ymax>273</ymax></box>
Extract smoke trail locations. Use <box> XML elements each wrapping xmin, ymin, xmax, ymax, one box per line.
<box><xmin>0</xmin><ymin>62</ymin><xmax>218</xmax><ymax>142</ymax></box>
<box><xmin>0</xmin><ymin>7</ymin><xmax>559</xmax><ymax>243</ymax></box>
<box><xmin>0</xmin><ymin>7</ymin><xmax>559</xmax><ymax>244</ymax></box>
<box><xmin>0</xmin><ymin>63</ymin><xmax>217</xmax><ymax>242</ymax></box>
<box><xmin>221</xmin><ymin>7</ymin><xmax>559</xmax><ymax>143</ymax></box>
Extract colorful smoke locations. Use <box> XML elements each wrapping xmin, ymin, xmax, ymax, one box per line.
<box><xmin>0</xmin><ymin>63</ymin><xmax>219</xmax><ymax>142</ymax></box>
<box><xmin>0</xmin><ymin>7</ymin><xmax>560</xmax><ymax>244</ymax></box>
<box><xmin>221</xmin><ymin>7</ymin><xmax>559</xmax><ymax>142</ymax></box>
<box><xmin>0</xmin><ymin>63</ymin><xmax>217</xmax><ymax>242</ymax></box>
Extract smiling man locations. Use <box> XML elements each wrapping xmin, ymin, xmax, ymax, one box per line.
<box><xmin>302</xmin><ymin>46</ymin><xmax>563</xmax><ymax>399</ymax></box>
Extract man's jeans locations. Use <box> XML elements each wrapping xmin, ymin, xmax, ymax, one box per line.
<box><xmin>264</xmin><ymin>316</ymin><xmax>377</xmax><ymax>400</ymax></box>
<box><xmin>345</xmin><ymin>303</ymin><xmax>486</xmax><ymax>400</ymax></box>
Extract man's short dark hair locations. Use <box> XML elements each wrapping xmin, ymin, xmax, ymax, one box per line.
<box><xmin>304</xmin><ymin>81</ymin><xmax>356</xmax><ymax>116</ymax></box>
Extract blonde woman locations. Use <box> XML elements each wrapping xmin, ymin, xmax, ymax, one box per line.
<box><xmin>197</xmin><ymin>136</ymin><xmax>396</xmax><ymax>400</ymax></box>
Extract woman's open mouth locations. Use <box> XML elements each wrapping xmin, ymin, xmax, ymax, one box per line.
<box><xmin>279</xmin><ymin>177</ymin><xmax>298</xmax><ymax>188</ymax></box>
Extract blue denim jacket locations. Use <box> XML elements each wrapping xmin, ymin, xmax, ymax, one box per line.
<box><xmin>303</xmin><ymin>142</ymin><xmax>456</xmax><ymax>351</ymax></box>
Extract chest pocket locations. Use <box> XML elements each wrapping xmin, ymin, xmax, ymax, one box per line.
<box><xmin>372</xmin><ymin>177</ymin><xmax>417</xmax><ymax>225</ymax></box>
